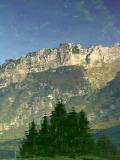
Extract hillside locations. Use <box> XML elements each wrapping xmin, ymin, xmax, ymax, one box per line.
<box><xmin>93</xmin><ymin>71</ymin><xmax>120</xmax><ymax>129</ymax></box>
<box><xmin>0</xmin><ymin>43</ymin><xmax>120</xmax><ymax>139</ymax></box>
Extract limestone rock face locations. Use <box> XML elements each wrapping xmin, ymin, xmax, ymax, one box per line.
<box><xmin>0</xmin><ymin>43</ymin><xmax>120</xmax><ymax>89</ymax></box>
<box><xmin>0</xmin><ymin>43</ymin><xmax>120</xmax><ymax>138</ymax></box>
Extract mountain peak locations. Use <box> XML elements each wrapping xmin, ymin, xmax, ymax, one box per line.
<box><xmin>0</xmin><ymin>43</ymin><xmax>120</xmax><ymax>138</ymax></box>
<box><xmin>0</xmin><ymin>42</ymin><xmax>120</xmax><ymax>89</ymax></box>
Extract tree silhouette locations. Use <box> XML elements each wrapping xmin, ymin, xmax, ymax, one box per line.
<box><xmin>19</xmin><ymin>120</ymin><xmax>38</xmax><ymax>158</ymax></box>
<box><xmin>49</xmin><ymin>100</ymin><xmax>67</xmax><ymax>155</ymax></box>
<box><xmin>19</xmin><ymin>101</ymin><xmax>117</xmax><ymax>158</ymax></box>
<box><xmin>37</xmin><ymin>114</ymin><xmax>50</xmax><ymax>156</ymax></box>
<box><xmin>65</xmin><ymin>107</ymin><xmax>78</xmax><ymax>156</ymax></box>
<box><xmin>77</xmin><ymin>110</ymin><xmax>95</xmax><ymax>155</ymax></box>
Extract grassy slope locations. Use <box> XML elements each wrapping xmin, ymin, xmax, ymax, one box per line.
<box><xmin>95</xmin><ymin>125</ymin><xmax>120</xmax><ymax>148</ymax></box>
<box><xmin>16</xmin><ymin>156</ymin><xmax>109</xmax><ymax>160</ymax></box>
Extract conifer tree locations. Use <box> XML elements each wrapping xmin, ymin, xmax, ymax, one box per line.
<box><xmin>50</xmin><ymin>100</ymin><xmax>67</xmax><ymax>155</ymax></box>
<box><xmin>77</xmin><ymin>110</ymin><xmax>95</xmax><ymax>155</ymax></box>
<box><xmin>66</xmin><ymin>107</ymin><xmax>78</xmax><ymax>155</ymax></box>
<box><xmin>37</xmin><ymin>115</ymin><xmax>50</xmax><ymax>156</ymax></box>
<box><xmin>19</xmin><ymin>120</ymin><xmax>38</xmax><ymax>158</ymax></box>
<box><xmin>40</xmin><ymin>114</ymin><xmax>49</xmax><ymax>136</ymax></box>
<box><xmin>19</xmin><ymin>102</ymin><xmax>99</xmax><ymax>158</ymax></box>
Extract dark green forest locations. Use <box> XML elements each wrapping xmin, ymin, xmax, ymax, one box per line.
<box><xmin>19</xmin><ymin>101</ymin><xmax>118</xmax><ymax>159</ymax></box>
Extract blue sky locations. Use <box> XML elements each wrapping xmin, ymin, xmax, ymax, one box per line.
<box><xmin>0</xmin><ymin>0</ymin><xmax>120</xmax><ymax>64</ymax></box>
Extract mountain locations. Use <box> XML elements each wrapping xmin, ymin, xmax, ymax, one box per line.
<box><xmin>0</xmin><ymin>42</ymin><xmax>120</xmax><ymax>139</ymax></box>
<box><xmin>95</xmin><ymin>125</ymin><xmax>120</xmax><ymax>148</ymax></box>
<box><xmin>93</xmin><ymin>71</ymin><xmax>120</xmax><ymax>129</ymax></box>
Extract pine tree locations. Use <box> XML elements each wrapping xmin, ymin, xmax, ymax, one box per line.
<box><xmin>40</xmin><ymin>114</ymin><xmax>49</xmax><ymax>136</ymax></box>
<box><xmin>19</xmin><ymin>120</ymin><xmax>38</xmax><ymax>158</ymax></box>
<box><xmin>77</xmin><ymin>110</ymin><xmax>95</xmax><ymax>155</ymax></box>
<box><xmin>66</xmin><ymin>107</ymin><xmax>78</xmax><ymax>156</ymax></box>
<box><xmin>19</xmin><ymin>102</ymin><xmax>98</xmax><ymax>158</ymax></box>
<box><xmin>38</xmin><ymin>115</ymin><xmax>50</xmax><ymax>156</ymax></box>
<box><xmin>49</xmin><ymin>100</ymin><xmax>67</xmax><ymax>155</ymax></box>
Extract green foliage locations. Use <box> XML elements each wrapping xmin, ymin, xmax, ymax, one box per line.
<box><xmin>65</xmin><ymin>108</ymin><xmax>78</xmax><ymax>156</ymax></box>
<box><xmin>49</xmin><ymin>101</ymin><xmax>67</xmax><ymax>155</ymax></box>
<box><xmin>37</xmin><ymin>115</ymin><xmax>50</xmax><ymax>156</ymax></box>
<box><xmin>19</xmin><ymin>101</ymin><xmax>118</xmax><ymax>159</ymax></box>
<box><xmin>77</xmin><ymin>110</ymin><xmax>95</xmax><ymax>155</ymax></box>
<box><xmin>19</xmin><ymin>121</ymin><xmax>38</xmax><ymax>158</ymax></box>
<box><xmin>97</xmin><ymin>134</ymin><xmax>118</xmax><ymax>157</ymax></box>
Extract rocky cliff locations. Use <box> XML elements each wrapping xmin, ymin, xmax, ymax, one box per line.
<box><xmin>0</xmin><ymin>43</ymin><xmax>120</xmax><ymax>139</ymax></box>
<box><xmin>1</xmin><ymin>43</ymin><xmax>120</xmax><ymax>89</ymax></box>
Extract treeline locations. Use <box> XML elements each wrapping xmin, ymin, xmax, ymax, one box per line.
<box><xmin>19</xmin><ymin>101</ymin><xmax>118</xmax><ymax>158</ymax></box>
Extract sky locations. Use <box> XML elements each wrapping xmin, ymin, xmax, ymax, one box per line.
<box><xmin>0</xmin><ymin>0</ymin><xmax>120</xmax><ymax>64</ymax></box>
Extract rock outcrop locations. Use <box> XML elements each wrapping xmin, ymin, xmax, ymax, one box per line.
<box><xmin>0</xmin><ymin>43</ymin><xmax>120</xmax><ymax>89</ymax></box>
<box><xmin>0</xmin><ymin>43</ymin><xmax>120</xmax><ymax>138</ymax></box>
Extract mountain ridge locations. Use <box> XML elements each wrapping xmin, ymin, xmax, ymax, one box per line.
<box><xmin>1</xmin><ymin>42</ymin><xmax>120</xmax><ymax>89</ymax></box>
<box><xmin>0</xmin><ymin>42</ymin><xmax>120</xmax><ymax>139</ymax></box>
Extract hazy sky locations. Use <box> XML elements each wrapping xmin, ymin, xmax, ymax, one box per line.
<box><xmin>0</xmin><ymin>0</ymin><xmax>120</xmax><ymax>64</ymax></box>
